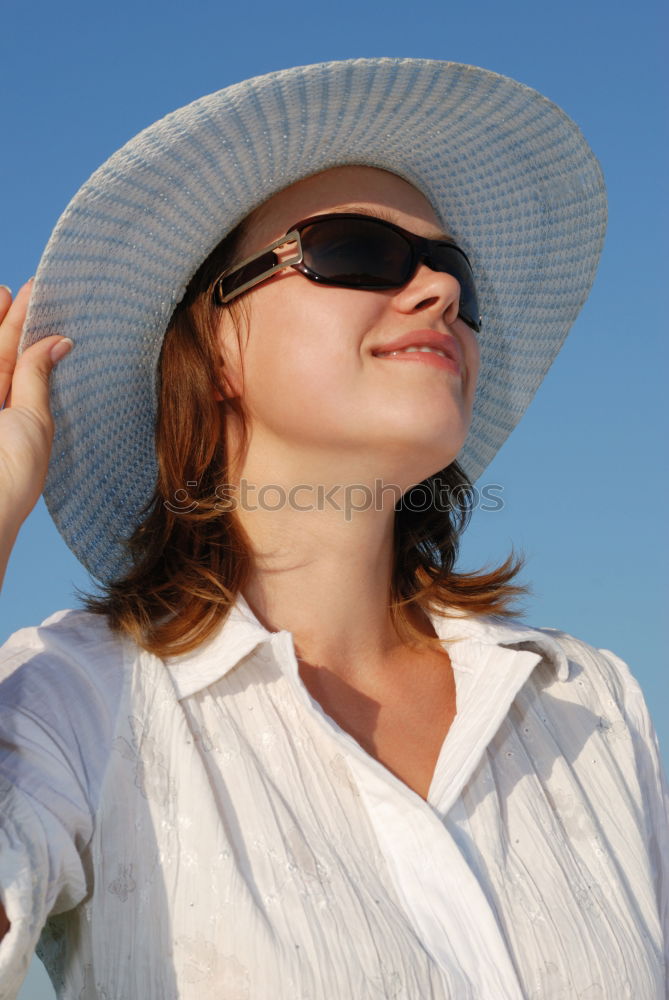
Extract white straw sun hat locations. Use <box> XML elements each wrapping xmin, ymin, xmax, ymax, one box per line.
<box><xmin>20</xmin><ymin>57</ymin><xmax>607</xmax><ymax>584</ymax></box>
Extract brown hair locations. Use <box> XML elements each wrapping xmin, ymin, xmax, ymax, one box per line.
<box><xmin>84</xmin><ymin>220</ymin><xmax>529</xmax><ymax>657</ymax></box>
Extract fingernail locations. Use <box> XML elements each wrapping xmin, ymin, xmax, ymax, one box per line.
<box><xmin>0</xmin><ymin>285</ymin><xmax>11</xmax><ymax>296</ymax></box>
<box><xmin>50</xmin><ymin>338</ymin><xmax>74</xmax><ymax>364</ymax></box>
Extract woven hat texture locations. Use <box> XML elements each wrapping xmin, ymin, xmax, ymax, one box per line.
<box><xmin>21</xmin><ymin>57</ymin><xmax>607</xmax><ymax>583</ymax></box>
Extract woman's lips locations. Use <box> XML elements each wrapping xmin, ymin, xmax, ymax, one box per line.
<box><xmin>371</xmin><ymin>329</ymin><xmax>462</xmax><ymax>376</ymax></box>
<box><xmin>374</xmin><ymin>345</ymin><xmax>461</xmax><ymax>376</ymax></box>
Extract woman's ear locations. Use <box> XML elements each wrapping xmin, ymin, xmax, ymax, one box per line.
<box><xmin>213</xmin><ymin>367</ymin><xmax>242</xmax><ymax>402</ymax></box>
<box><xmin>214</xmin><ymin>309</ymin><xmax>244</xmax><ymax>399</ymax></box>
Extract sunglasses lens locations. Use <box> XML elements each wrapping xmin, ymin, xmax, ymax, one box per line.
<box><xmin>300</xmin><ymin>217</ymin><xmax>412</xmax><ymax>287</ymax></box>
<box><xmin>295</xmin><ymin>214</ymin><xmax>481</xmax><ymax>332</ymax></box>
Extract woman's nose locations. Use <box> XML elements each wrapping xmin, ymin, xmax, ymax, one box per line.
<box><xmin>390</xmin><ymin>262</ymin><xmax>461</xmax><ymax>326</ymax></box>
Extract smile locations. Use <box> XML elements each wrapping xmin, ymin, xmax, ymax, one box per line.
<box><xmin>375</xmin><ymin>346</ymin><xmax>448</xmax><ymax>359</ymax></box>
<box><xmin>370</xmin><ymin>328</ymin><xmax>463</xmax><ymax>375</ymax></box>
<box><xmin>373</xmin><ymin>345</ymin><xmax>461</xmax><ymax>375</ymax></box>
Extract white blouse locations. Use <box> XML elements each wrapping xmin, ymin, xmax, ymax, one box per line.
<box><xmin>0</xmin><ymin>596</ymin><xmax>667</xmax><ymax>999</ymax></box>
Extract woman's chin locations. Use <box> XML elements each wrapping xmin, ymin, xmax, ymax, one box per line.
<box><xmin>368</xmin><ymin>447</ymin><xmax>466</xmax><ymax>495</ymax></box>
<box><xmin>368</xmin><ymin>423</ymin><xmax>469</xmax><ymax>474</ymax></box>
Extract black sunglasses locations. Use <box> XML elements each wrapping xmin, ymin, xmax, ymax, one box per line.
<box><xmin>212</xmin><ymin>212</ymin><xmax>482</xmax><ymax>332</ymax></box>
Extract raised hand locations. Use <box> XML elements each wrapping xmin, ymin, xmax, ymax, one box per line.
<box><xmin>0</xmin><ymin>281</ymin><xmax>72</xmax><ymax>587</ymax></box>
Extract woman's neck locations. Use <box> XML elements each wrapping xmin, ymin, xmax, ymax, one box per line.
<box><xmin>226</xmin><ymin>424</ymin><xmax>441</xmax><ymax>676</ymax></box>
<box><xmin>238</xmin><ymin>494</ymin><xmax>440</xmax><ymax>680</ymax></box>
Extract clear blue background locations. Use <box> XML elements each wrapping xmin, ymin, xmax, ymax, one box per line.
<box><xmin>1</xmin><ymin>0</ymin><xmax>666</xmax><ymax>995</ymax></box>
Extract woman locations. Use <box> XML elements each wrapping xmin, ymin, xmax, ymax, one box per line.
<box><xmin>0</xmin><ymin>58</ymin><xmax>667</xmax><ymax>999</ymax></box>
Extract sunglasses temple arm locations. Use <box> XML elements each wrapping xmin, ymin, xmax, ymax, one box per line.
<box><xmin>214</xmin><ymin>231</ymin><xmax>302</xmax><ymax>304</ymax></box>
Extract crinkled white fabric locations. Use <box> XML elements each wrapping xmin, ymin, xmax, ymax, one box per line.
<box><xmin>0</xmin><ymin>597</ymin><xmax>667</xmax><ymax>999</ymax></box>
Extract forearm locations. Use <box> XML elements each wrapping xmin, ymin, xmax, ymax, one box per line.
<box><xmin>0</xmin><ymin>501</ymin><xmax>21</xmax><ymax>592</ymax></box>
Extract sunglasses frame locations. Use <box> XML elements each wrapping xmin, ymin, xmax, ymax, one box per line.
<box><xmin>214</xmin><ymin>229</ymin><xmax>304</xmax><ymax>303</ymax></box>
<box><xmin>212</xmin><ymin>212</ymin><xmax>481</xmax><ymax>331</ymax></box>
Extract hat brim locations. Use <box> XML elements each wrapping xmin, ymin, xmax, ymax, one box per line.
<box><xmin>21</xmin><ymin>57</ymin><xmax>607</xmax><ymax>583</ymax></box>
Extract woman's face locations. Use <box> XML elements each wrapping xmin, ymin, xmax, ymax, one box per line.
<box><xmin>217</xmin><ymin>166</ymin><xmax>480</xmax><ymax>490</ymax></box>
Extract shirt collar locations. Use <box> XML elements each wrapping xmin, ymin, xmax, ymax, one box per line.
<box><xmin>164</xmin><ymin>594</ymin><xmax>569</xmax><ymax>700</ymax></box>
<box><xmin>165</xmin><ymin>593</ymin><xmax>274</xmax><ymax>699</ymax></box>
<box><xmin>427</xmin><ymin>608</ymin><xmax>570</xmax><ymax>682</ymax></box>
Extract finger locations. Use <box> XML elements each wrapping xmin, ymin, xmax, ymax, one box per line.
<box><xmin>0</xmin><ymin>280</ymin><xmax>34</xmax><ymax>404</ymax></box>
<box><xmin>4</xmin><ymin>336</ymin><xmax>73</xmax><ymax>416</ymax></box>
<box><xmin>0</xmin><ymin>285</ymin><xmax>12</xmax><ymax>319</ymax></box>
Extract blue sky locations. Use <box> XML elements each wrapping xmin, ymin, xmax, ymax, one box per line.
<box><xmin>1</xmin><ymin>0</ymin><xmax>666</xmax><ymax>995</ymax></box>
